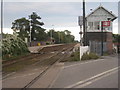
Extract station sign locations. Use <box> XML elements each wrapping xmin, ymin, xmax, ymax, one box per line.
<box><xmin>102</xmin><ymin>21</ymin><xmax>111</xmax><ymax>27</ymax></box>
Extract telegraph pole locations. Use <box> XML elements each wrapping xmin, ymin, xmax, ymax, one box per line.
<box><xmin>101</xmin><ymin>21</ymin><xmax>104</xmax><ymax>56</ymax></box>
<box><xmin>83</xmin><ymin>0</ymin><xmax>86</xmax><ymax>46</ymax></box>
<box><xmin>1</xmin><ymin>0</ymin><xmax>3</xmax><ymax>37</ymax></box>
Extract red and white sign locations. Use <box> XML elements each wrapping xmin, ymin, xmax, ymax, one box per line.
<box><xmin>102</xmin><ymin>21</ymin><xmax>111</xmax><ymax>27</ymax></box>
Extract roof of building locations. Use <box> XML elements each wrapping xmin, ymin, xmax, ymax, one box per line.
<box><xmin>86</xmin><ymin>5</ymin><xmax>117</xmax><ymax>21</ymax></box>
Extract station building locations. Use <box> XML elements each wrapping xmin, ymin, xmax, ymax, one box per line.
<box><xmin>85</xmin><ymin>6</ymin><xmax>117</xmax><ymax>55</ymax></box>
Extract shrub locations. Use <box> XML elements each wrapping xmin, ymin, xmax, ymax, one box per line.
<box><xmin>81</xmin><ymin>53</ymin><xmax>90</xmax><ymax>60</ymax></box>
<box><xmin>46</xmin><ymin>42</ymin><xmax>50</xmax><ymax>45</ymax></box>
<box><xmin>89</xmin><ymin>53</ymin><xmax>99</xmax><ymax>59</ymax></box>
<box><xmin>71</xmin><ymin>51</ymin><xmax>80</xmax><ymax>61</ymax></box>
<box><xmin>2</xmin><ymin>34</ymin><xmax>30</xmax><ymax>60</ymax></box>
<box><xmin>81</xmin><ymin>52</ymin><xmax>99</xmax><ymax>60</ymax></box>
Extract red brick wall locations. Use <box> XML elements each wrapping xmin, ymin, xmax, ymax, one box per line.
<box><xmin>106</xmin><ymin>32</ymin><xmax>113</xmax><ymax>54</ymax></box>
<box><xmin>86</xmin><ymin>32</ymin><xmax>113</xmax><ymax>54</ymax></box>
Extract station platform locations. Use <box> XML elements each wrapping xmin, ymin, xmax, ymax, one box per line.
<box><xmin>28</xmin><ymin>44</ymin><xmax>63</xmax><ymax>53</ymax></box>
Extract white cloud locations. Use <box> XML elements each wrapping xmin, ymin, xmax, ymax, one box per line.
<box><xmin>2</xmin><ymin>28</ymin><xmax>13</xmax><ymax>34</ymax></box>
<box><xmin>43</xmin><ymin>16</ymin><xmax>78</xmax><ymax>28</ymax></box>
<box><xmin>4</xmin><ymin>2</ymin><xmax>81</xmax><ymax>29</ymax></box>
<box><xmin>4</xmin><ymin>2</ymin><xmax>81</xmax><ymax>16</ymax></box>
<box><xmin>113</xmin><ymin>22</ymin><xmax>118</xmax><ymax>34</ymax></box>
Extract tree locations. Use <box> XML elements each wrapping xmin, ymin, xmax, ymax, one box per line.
<box><xmin>47</xmin><ymin>29</ymin><xmax>59</xmax><ymax>43</ymax></box>
<box><xmin>64</xmin><ymin>30</ymin><xmax>74</xmax><ymax>43</ymax></box>
<box><xmin>64</xmin><ymin>30</ymin><xmax>71</xmax><ymax>35</ymax></box>
<box><xmin>29</xmin><ymin>12</ymin><xmax>47</xmax><ymax>41</ymax></box>
<box><xmin>113</xmin><ymin>34</ymin><xmax>120</xmax><ymax>43</ymax></box>
<box><xmin>11</xmin><ymin>18</ymin><xmax>30</xmax><ymax>41</ymax></box>
<box><xmin>11</xmin><ymin>12</ymin><xmax>47</xmax><ymax>42</ymax></box>
<box><xmin>47</xmin><ymin>30</ymin><xmax>75</xmax><ymax>44</ymax></box>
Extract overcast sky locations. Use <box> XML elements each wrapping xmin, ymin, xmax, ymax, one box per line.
<box><xmin>2</xmin><ymin>1</ymin><xmax>119</xmax><ymax>41</ymax></box>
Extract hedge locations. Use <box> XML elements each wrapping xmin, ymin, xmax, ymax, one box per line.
<box><xmin>2</xmin><ymin>34</ymin><xmax>30</xmax><ymax>60</ymax></box>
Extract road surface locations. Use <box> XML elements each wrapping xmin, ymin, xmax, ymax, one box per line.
<box><xmin>51</xmin><ymin>54</ymin><xmax>119</xmax><ymax>88</ymax></box>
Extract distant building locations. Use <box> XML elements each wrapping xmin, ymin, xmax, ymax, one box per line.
<box><xmin>85</xmin><ymin>6</ymin><xmax>117</xmax><ymax>55</ymax></box>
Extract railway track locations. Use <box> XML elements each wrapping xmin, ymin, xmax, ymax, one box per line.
<box><xmin>21</xmin><ymin>44</ymin><xmax>75</xmax><ymax>89</ymax></box>
<box><xmin>3</xmin><ymin>54</ymin><xmax>43</xmax><ymax>67</ymax></box>
<box><xmin>2</xmin><ymin>43</ymin><xmax>77</xmax><ymax>88</ymax></box>
<box><xmin>3</xmin><ymin>44</ymin><xmax>74</xmax><ymax>67</ymax></box>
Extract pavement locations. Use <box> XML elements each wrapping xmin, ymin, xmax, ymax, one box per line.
<box><xmin>2</xmin><ymin>54</ymin><xmax>119</xmax><ymax>88</ymax></box>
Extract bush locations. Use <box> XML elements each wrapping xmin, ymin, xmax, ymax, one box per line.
<box><xmin>81</xmin><ymin>53</ymin><xmax>90</xmax><ymax>60</ymax></box>
<box><xmin>2</xmin><ymin>34</ymin><xmax>30</xmax><ymax>60</ymax></box>
<box><xmin>46</xmin><ymin>42</ymin><xmax>50</xmax><ymax>45</ymax></box>
<box><xmin>81</xmin><ymin>52</ymin><xmax>99</xmax><ymax>60</ymax></box>
<box><xmin>70</xmin><ymin>51</ymin><xmax>80</xmax><ymax>61</ymax></box>
<box><xmin>89</xmin><ymin>53</ymin><xmax>99</xmax><ymax>59</ymax></box>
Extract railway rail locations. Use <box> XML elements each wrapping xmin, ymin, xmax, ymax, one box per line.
<box><xmin>3</xmin><ymin>44</ymin><xmax>74</xmax><ymax>67</ymax></box>
<box><xmin>22</xmin><ymin>44</ymin><xmax>75</xmax><ymax>89</ymax></box>
<box><xmin>3</xmin><ymin>43</ymin><xmax>77</xmax><ymax>88</ymax></box>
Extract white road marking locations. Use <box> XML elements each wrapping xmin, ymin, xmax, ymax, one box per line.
<box><xmin>77</xmin><ymin>81</ymin><xmax>92</xmax><ymax>88</ymax></box>
<box><xmin>65</xmin><ymin>67</ymin><xmax>119</xmax><ymax>88</ymax></box>
<box><xmin>64</xmin><ymin>59</ymin><xmax>105</xmax><ymax>69</ymax></box>
<box><xmin>77</xmin><ymin>70</ymin><xmax>118</xmax><ymax>88</ymax></box>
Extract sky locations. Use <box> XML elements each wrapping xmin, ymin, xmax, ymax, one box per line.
<box><xmin>2</xmin><ymin>1</ymin><xmax>119</xmax><ymax>41</ymax></box>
